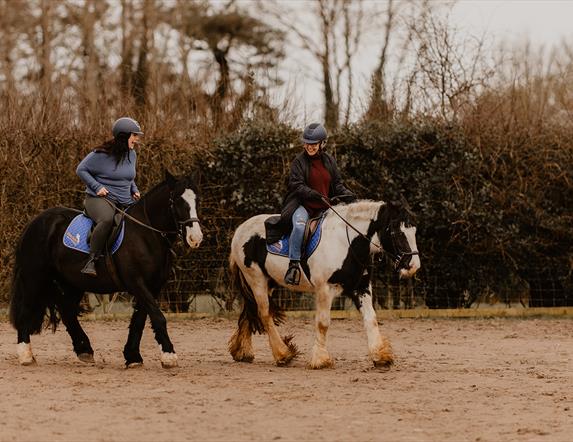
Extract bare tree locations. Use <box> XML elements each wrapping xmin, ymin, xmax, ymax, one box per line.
<box><xmin>0</xmin><ymin>0</ymin><xmax>32</xmax><ymax>92</ymax></box>
<box><xmin>364</xmin><ymin>0</ymin><xmax>397</xmax><ymax>121</ymax></box>
<box><xmin>261</xmin><ymin>0</ymin><xmax>365</xmax><ymax>130</ymax></box>
<box><xmin>173</xmin><ymin>1</ymin><xmax>285</xmax><ymax>125</ymax></box>
<box><xmin>407</xmin><ymin>7</ymin><xmax>491</xmax><ymax>120</ymax></box>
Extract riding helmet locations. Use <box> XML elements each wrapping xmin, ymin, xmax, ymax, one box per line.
<box><xmin>112</xmin><ymin>117</ymin><xmax>144</xmax><ymax>138</ymax></box>
<box><xmin>302</xmin><ymin>123</ymin><xmax>327</xmax><ymax>144</ymax></box>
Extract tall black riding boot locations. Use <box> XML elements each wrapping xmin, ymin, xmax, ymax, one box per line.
<box><xmin>284</xmin><ymin>260</ymin><xmax>301</xmax><ymax>285</ymax></box>
<box><xmin>81</xmin><ymin>253</ymin><xmax>98</xmax><ymax>277</ymax></box>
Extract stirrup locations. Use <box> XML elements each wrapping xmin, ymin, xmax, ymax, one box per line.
<box><xmin>284</xmin><ymin>262</ymin><xmax>301</xmax><ymax>285</ymax></box>
<box><xmin>81</xmin><ymin>255</ymin><xmax>98</xmax><ymax>277</ymax></box>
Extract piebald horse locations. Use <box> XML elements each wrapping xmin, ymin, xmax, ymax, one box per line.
<box><xmin>10</xmin><ymin>171</ymin><xmax>202</xmax><ymax>368</ymax></box>
<box><xmin>228</xmin><ymin>199</ymin><xmax>420</xmax><ymax>368</ymax></box>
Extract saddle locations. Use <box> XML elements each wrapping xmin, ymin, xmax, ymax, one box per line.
<box><xmin>63</xmin><ymin>211</ymin><xmax>126</xmax><ymax>255</ymax></box>
<box><xmin>266</xmin><ymin>213</ymin><xmax>326</xmax><ymax>259</ymax></box>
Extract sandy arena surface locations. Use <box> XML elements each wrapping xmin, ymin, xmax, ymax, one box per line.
<box><xmin>0</xmin><ymin>316</ymin><xmax>572</xmax><ymax>442</ymax></box>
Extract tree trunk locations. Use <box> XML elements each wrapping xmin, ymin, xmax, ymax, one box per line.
<box><xmin>82</xmin><ymin>0</ymin><xmax>99</xmax><ymax>120</ymax></box>
<box><xmin>39</xmin><ymin>0</ymin><xmax>53</xmax><ymax>98</ymax></box>
<box><xmin>366</xmin><ymin>0</ymin><xmax>395</xmax><ymax>121</ymax></box>
<box><xmin>319</xmin><ymin>0</ymin><xmax>338</xmax><ymax>130</ymax></box>
<box><xmin>120</xmin><ymin>0</ymin><xmax>134</xmax><ymax>98</ymax></box>
<box><xmin>132</xmin><ymin>0</ymin><xmax>152</xmax><ymax>107</ymax></box>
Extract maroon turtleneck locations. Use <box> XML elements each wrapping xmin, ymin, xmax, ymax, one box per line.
<box><xmin>304</xmin><ymin>154</ymin><xmax>331</xmax><ymax>217</ymax></box>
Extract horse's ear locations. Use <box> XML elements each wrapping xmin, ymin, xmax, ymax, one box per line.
<box><xmin>165</xmin><ymin>169</ymin><xmax>177</xmax><ymax>188</ymax></box>
<box><xmin>389</xmin><ymin>200</ymin><xmax>402</xmax><ymax>210</ymax></box>
<box><xmin>399</xmin><ymin>194</ymin><xmax>411</xmax><ymax>210</ymax></box>
<box><xmin>189</xmin><ymin>169</ymin><xmax>202</xmax><ymax>187</ymax></box>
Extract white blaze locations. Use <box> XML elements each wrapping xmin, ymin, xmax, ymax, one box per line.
<box><xmin>181</xmin><ymin>189</ymin><xmax>203</xmax><ymax>248</ymax></box>
<box><xmin>400</xmin><ymin>223</ymin><xmax>420</xmax><ymax>278</ymax></box>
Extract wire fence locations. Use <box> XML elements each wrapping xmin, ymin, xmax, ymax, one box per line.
<box><xmin>149</xmin><ymin>256</ymin><xmax>572</xmax><ymax>314</ymax></box>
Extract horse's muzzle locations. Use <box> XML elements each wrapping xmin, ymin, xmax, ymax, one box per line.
<box><xmin>399</xmin><ymin>254</ymin><xmax>420</xmax><ymax>279</ymax></box>
<box><xmin>185</xmin><ymin>225</ymin><xmax>203</xmax><ymax>248</ymax></box>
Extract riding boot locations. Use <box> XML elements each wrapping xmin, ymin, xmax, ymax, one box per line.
<box><xmin>81</xmin><ymin>253</ymin><xmax>99</xmax><ymax>277</ymax></box>
<box><xmin>284</xmin><ymin>260</ymin><xmax>301</xmax><ymax>285</ymax></box>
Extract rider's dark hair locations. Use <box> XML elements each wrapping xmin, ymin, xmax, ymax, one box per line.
<box><xmin>99</xmin><ymin>132</ymin><xmax>132</xmax><ymax>167</ymax></box>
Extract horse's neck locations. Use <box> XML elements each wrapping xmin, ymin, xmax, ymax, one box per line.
<box><xmin>328</xmin><ymin>201</ymin><xmax>384</xmax><ymax>231</ymax></box>
<box><xmin>132</xmin><ymin>186</ymin><xmax>173</xmax><ymax>231</ymax></box>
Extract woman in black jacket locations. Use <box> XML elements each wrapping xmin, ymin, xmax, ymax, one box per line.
<box><xmin>282</xmin><ymin>123</ymin><xmax>355</xmax><ymax>285</ymax></box>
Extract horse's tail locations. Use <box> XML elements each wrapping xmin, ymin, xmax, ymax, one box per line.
<box><xmin>229</xmin><ymin>255</ymin><xmax>286</xmax><ymax>335</ymax></box>
<box><xmin>9</xmin><ymin>225</ymin><xmax>60</xmax><ymax>337</ymax></box>
<box><xmin>230</xmin><ymin>257</ymin><xmax>265</xmax><ymax>334</ymax></box>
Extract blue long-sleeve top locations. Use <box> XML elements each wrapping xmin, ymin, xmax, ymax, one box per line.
<box><xmin>76</xmin><ymin>149</ymin><xmax>139</xmax><ymax>206</ymax></box>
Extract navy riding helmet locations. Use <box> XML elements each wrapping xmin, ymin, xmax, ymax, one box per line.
<box><xmin>302</xmin><ymin>123</ymin><xmax>327</xmax><ymax>144</ymax></box>
<box><xmin>112</xmin><ymin>117</ymin><xmax>144</xmax><ymax>138</ymax></box>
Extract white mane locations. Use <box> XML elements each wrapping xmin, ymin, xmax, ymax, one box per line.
<box><xmin>326</xmin><ymin>199</ymin><xmax>384</xmax><ymax>223</ymax></box>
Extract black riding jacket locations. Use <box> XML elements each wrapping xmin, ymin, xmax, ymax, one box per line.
<box><xmin>265</xmin><ymin>150</ymin><xmax>355</xmax><ymax>243</ymax></box>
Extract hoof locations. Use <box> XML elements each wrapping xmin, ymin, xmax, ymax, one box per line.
<box><xmin>275</xmin><ymin>334</ymin><xmax>299</xmax><ymax>366</ymax></box>
<box><xmin>20</xmin><ymin>356</ymin><xmax>37</xmax><ymax>366</ymax></box>
<box><xmin>77</xmin><ymin>353</ymin><xmax>95</xmax><ymax>364</ymax></box>
<box><xmin>232</xmin><ymin>353</ymin><xmax>254</xmax><ymax>363</ymax></box>
<box><xmin>160</xmin><ymin>352</ymin><xmax>178</xmax><ymax>368</ymax></box>
<box><xmin>373</xmin><ymin>358</ymin><xmax>394</xmax><ymax>369</ymax></box>
<box><xmin>126</xmin><ymin>362</ymin><xmax>144</xmax><ymax>369</ymax></box>
<box><xmin>17</xmin><ymin>343</ymin><xmax>36</xmax><ymax>366</ymax></box>
<box><xmin>276</xmin><ymin>354</ymin><xmax>295</xmax><ymax>367</ymax></box>
<box><xmin>371</xmin><ymin>342</ymin><xmax>394</xmax><ymax>368</ymax></box>
<box><xmin>308</xmin><ymin>344</ymin><xmax>333</xmax><ymax>369</ymax></box>
<box><xmin>307</xmin><ymin>358</ymin><xmax>335</xmax><ymax>369</ymax></box>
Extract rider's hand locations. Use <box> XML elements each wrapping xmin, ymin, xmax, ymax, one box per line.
<box><xmin>309</xmin><ymin>189</ymin><xmax>324</xmax><ymax>200</ymax></box>
<box><xmin>97</xmin><ymin>187</ymin><xmax>109</xmax><ymax>197</ymax></box>
<box><xmin>132</xmin><ymin>192</ymin><xmax>141</xmax><ymax>200</ymax></box>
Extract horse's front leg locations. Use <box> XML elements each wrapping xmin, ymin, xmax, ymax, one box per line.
<box><xmin>355</xmin><ymin>281</ymin><xmax>394</xmax><ymax>367</ymax></box>
<box><xmin>128</xmin><ymin>280</ymin><xmax>177</xmax><ymax>368</ymax></box>
<box><xmin>309</xmin><ymin>285</ymin><xmax>337</xmax><ymax>369</ymax></box>
<box><xmin>123</xmin><ymin>298</ymin><xmax>147</xmax><ymax>368</ymax></box>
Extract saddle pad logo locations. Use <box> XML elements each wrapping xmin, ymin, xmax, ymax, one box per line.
<box><xmin>266</xmin><ymin>218</ymin><xmax>324</xmax><ymax>258</ymax></box>
<box><xmin>62</xmin><ymin>214</ymin><xmax>124</xmax><ymax>255</ymax></box>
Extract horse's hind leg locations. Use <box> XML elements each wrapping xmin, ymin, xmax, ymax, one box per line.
<box><xmin>354</xmin><ymin>281</ymin><xmax>394</xmax><ymax>367</ymax></box>
<box><xmin>229</xmin><ymin>307</ymin><xmax>255</xmax><ymax>362</ymax></box>
<box><xmin>123</xmin><ymin>299</ymin><xmax>147</xmax><ymax>367</ymax></box>
<box><xmin>56</xmin><ymin>283</ymin><xmax>94</xmax><ymax>363</ymax></box>
<box><xmin>309</xmin><ymin>285</ymin><xmax>337</xmax><ymax>369</ymax></box>
<box><xmin>11</xmin><ymin>273</ymin><xmax>57</xmax><ymax>366</ymax></box>
<box><xmin>249</xmin><ymin>277</ymin><xmax>296</xmax><ymax>366</ymax></box>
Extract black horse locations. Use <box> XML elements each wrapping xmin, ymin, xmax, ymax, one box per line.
<box><xmin>9</xmin><ymin>171</ymin><xmax>203</xmax><ymax>368</ymax></box>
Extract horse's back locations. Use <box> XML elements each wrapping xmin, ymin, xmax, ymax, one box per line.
<box><xmin>233</xmin><ymin>214</ymin><xmax>275</xmax><ymax>240</ymax></box>
<box><xmin>230</xmin><ymin>214</ymin><xmax>275</xmax><ymax>263</ymax></box>
<box><xmin>17</xmin><ymin>207</ymin><xmax>80</xmax><ymax>251</ymax></box>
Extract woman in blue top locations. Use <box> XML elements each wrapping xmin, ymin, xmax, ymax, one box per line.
<box><xmin>76</xmin><ymin>117</ymin><xmax>143</xmax><ymax>276</ymax></box>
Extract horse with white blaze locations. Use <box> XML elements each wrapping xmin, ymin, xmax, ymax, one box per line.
<box><xmin>228</xmin><ymin>199</ymin><xmax>420</xmax><ymax>368</ymax></box>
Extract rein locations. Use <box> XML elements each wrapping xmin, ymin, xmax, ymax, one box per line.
<box><xmin>102</xmin><ymin>197</ymin><xmax>199</xmax><ymax>243</ymax></box>
<box><xmin>321</xmin><ymin>197</ymin><xmax>382</xmax><ymax>251</ymax></box>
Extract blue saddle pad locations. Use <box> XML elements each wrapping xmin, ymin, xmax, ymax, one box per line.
<box><xmin>267</xmin><ymin>216</ymin><xmax>325</xmax><ymax>258</ymax></box>
<box><xmin>62</xmin><ymin>214</ymin><xmax>125</xmax><ymax>254</ymax></box>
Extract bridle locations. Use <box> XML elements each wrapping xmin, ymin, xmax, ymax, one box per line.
<box><xmin>384</xmin><ymin>224</ymin><xmax>419</xmax><ymax>271</ymax></box>
<box><xmin>324</xmin><ymin>197</ymin><xmax>418</xmax><ymax>271</ymax></box>
<box><xmin>168</xmin><ymin>193</ymin><xmax>200</xmax><ymax>239</ymax></box>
